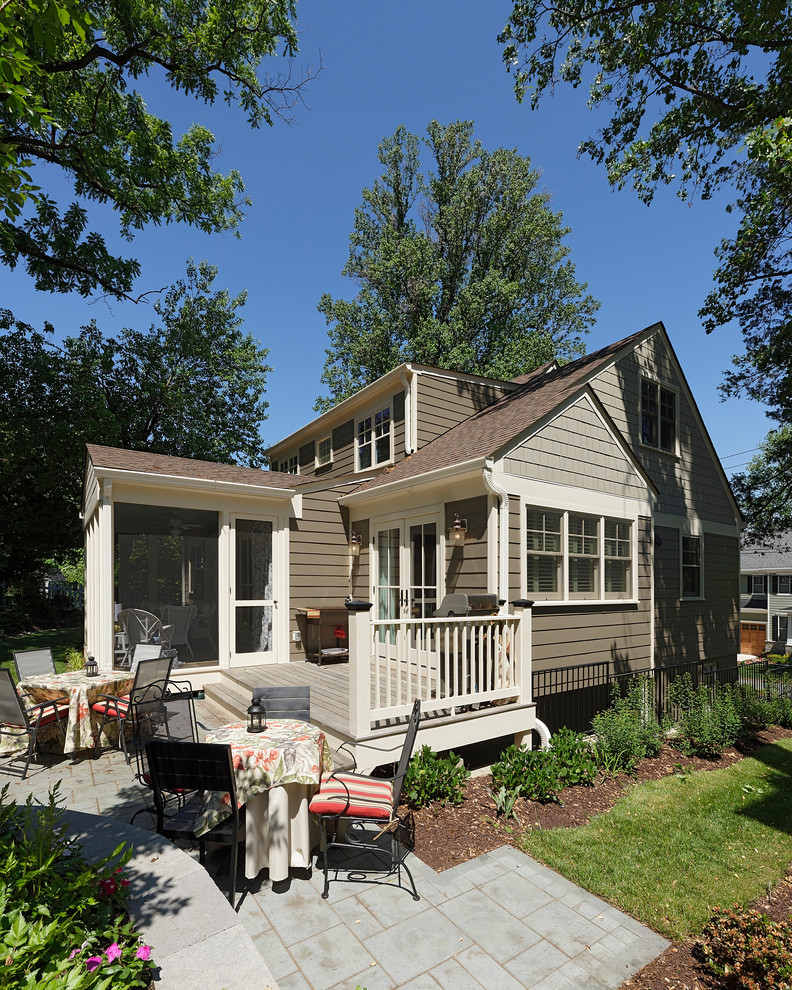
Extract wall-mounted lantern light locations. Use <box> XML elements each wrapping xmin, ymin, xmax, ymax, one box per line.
<box><xmin>348</xmin><ymin>531</ymin><xmax>362</xmax><ymax>557</ymax></box>
<box><xmin>448</xmin><ymin>513</ymin><xmax>467</xmax><ymax>546</ymax></box>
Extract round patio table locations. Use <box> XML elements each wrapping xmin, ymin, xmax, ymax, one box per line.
<box><xmin>16</xmin><ymin>669</ymin><xmax>134</xmax><ymax>754</ymax></box>
<box><xmin>202</xmin><ymin>719</ymin><xmax>332</xmax><ymax>882</ymax></box>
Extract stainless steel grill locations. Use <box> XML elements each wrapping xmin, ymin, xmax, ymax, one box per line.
<box><xmin>433</xmin><ymin>593</ymin><xmax>500</xmax><ymax>617</ymax></box>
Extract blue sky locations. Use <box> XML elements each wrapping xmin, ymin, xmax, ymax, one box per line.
<box><xmin>1</xmin><ymin>0</ymin><xmax>771</xmax><ymax>474</ymax></box>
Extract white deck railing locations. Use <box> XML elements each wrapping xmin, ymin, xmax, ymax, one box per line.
<box><xmin>346</xmin><ymin>604</ymin><xmax>532</xmax><ymax>736</ymax></box>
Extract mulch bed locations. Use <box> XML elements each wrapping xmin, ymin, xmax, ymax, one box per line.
<box><xmin>403</xmin><ymin>726</ymin><xmax>792</xmax><ymax>989</ymax></box>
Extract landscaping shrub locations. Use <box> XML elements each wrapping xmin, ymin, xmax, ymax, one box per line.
<box><xmin>490</xmin><ymin>729</ymin><xmax>597</xmax><ymax>806</ymax></box>
<box><xmin>766</xmin><ymin>695</ymin><xmax>792</xmax><ymax>729</ymax></box>
<box><xmin>696</xmin><ymin>906</ymin><xmax>792</xmax><ymax>989</ymax></box>
<box><xmin>732</xmin><ymin>686</ymin><xmax>771</xmax><ymax>738</ymax></box>
<box><xmin>404</xmin><ymin>745</ymin><xmax>470</xmax><ymax>808</ymax></box>
<box><xmin>591</xmin><ymin>678</ymin><xmax>663</xmax><ymax>772</ymax></box>
<box><xmin>669</xmin><ymin>676</ymin><xmax>742</xmax><ymax>757</ymax></box>
<box><xmin>549</xmin><ymin>727</ymin><xmax>598</xmax><ymax>788</ymax></box>
<box><xmin>764</xmin><ymin>653</ymin><xmax>792</xmax><ymax>665</ymax></box>
<box><xmin>0</xmin><ymin>784</ymin><xmax>154</xmax><ymax>988</ymax></box>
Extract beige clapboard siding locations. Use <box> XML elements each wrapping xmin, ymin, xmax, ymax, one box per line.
<box><xmin>288</xmin><ymin>487</ymin><xmax>355</xmax><ymax>658</ymax></box>
<box><xmin>416</xmin><ymin>374</ymin><xmax>508</xmax><ymax>446</ymax></box>
<box><xmin>503</xmin><ymin>397</ymin><xmax>645</xmax><ymax>500</ymax></box>
<box><xmin>590</xmin><ymin>333</ymin><xmax>736</xmax><ymax>525</ymax></box>
<box><xmin>508</xmin><ymin>499</ymin><xmax>521</xmax><ymax>596</ymax></box>
<box><xmin>653</xmin><ymin>527</ymin><xmax>739</xmax><ymax>666</ymax></box>
<box><xmin>444</xmin><ymin>496</ymin><xmax>490</xmax><ymax>596</ymax></box>
<box><xmin>530</xmin><ymin>525</ymin><xmax>653</xmax><ymax>671</ymax></box>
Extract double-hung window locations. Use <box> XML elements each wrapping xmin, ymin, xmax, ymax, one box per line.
<box><xmin>748</xmin><ymin>575</ymin><xmax>767</xmax><ymax>595</ymax></box>
<box><xmin>681</xmin><ymin>535</ymin><xmax>702</xmax><ymax>598</ymax></box>
<box><xmin>641</xmin><ymin>379</ymin><xmax>676</xmax><ymax>453</ymax></box>
<box><xmin>357</xmin><ymin>405</ymin><xmax>391</xmax><ymax>470</ymax></box>
<box><xmin>772</xmin><ymin>614</ymin><xmax>790</xmax><ymax>643</ymax></box>
<box><xmin>316</xmin><ymin>436</ymin><xmax>332</xmax><ymax>468</ymax></box>
<box><xmin>778</xmin><ymin>575</ymin><xmax>791</xmax><ymax>595</ymax></box>
<box><xmin>526</xmin><ymin>507</ymin><xmax>633</xmax><ymax>601</ymax></box>
<box><xmin>278</xmin><ymin>455</ymin><xmax>298</xmax><ymax>475</ymax></box>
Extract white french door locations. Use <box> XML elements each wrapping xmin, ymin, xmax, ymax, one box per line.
<box><xmin>373</xmin><ymin>515</ymin><xmax>441</xmax><ymax>634</ymax></box>
<box><xmin>230</xmin><ymin>516</ymin><xmax>277</xmax><ymax>666</ymax></box>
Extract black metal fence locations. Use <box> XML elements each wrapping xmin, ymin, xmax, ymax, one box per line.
<box><xmin>532</xmin><ymin>657</ymin><xmax>792</xmax><ymax>734</ymax></box>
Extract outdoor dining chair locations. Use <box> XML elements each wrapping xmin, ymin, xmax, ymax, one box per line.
<box><xmin>251</xmin><ymin>685</ymin><xmax>311</xmax><ymax>722</ymax></box>
<box><xmin>146</xmin><ymin>740</ymin><xmax>245</xmax><ymax>907</ymax></box>
<box><xmin>13</xmin><ymin>647</ymin><xmax>57</xmax><ymax>681</ymax></box>
<box><xmin>116</xmin><ymin>609</ymin><xmax>174</xmax><ymax>670</ymax></box>
<box><xmin>160</xmin><ymin>605</ymin><xmax>197</xmax><ymax>660</ymax></box>
<box><xmin>0</xmin><ymin>667</ymin><xmax>70</xmax><ymax>779</ymax></box>
<box><xmin>309</xmin><ymin>697</ymin><xmax>422</xmax><ymax>901</ymax></box>
<box><xmin>91</xmin><ymin>654</ymin><xmax>174</xmax><ymax>763</ymax></box>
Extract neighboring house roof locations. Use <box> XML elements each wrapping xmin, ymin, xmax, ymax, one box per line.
<box><xmin>350</xmin><ymin>325</ymin><xmax>657</xmax><ymax>495</ymax></box>
<box><xmin>741</xmin><ymin>534</ymin><xmax>792</xmax><ymax>571</ymax></box>
<box><xmin>86</xmin><ymin>444</ymin><xmax>302</xmax><ymax>491</ymax></box>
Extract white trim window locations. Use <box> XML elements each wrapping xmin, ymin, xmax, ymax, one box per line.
<box><xmin>778</xmin><ymin>575</ymin><xmax>791</xmax><ymax>595</ymax></box>
<box><xmin>357</xmin><ymin>405</ymin><xmax>392</xmax><ymax>471</ymax></box>
<box><xmin>772</xmin><ymin>614</ymin><xmax>790</xmax><ymax>643</ymax></box>
<box><xmin>681</xmin><ymin>535</ymin><xmax>702</xmax><ymax>599</ymax></box>
<box><xmin>526</xmin><ymin>506</ymin><xmax>633</xmax><ymax>602</ymax></box>
<box><xmin>316</xmin><ymin>436</ymin><xmax>332</xmax><ymax>468</ymax></box>
<box><xmin>748</xmin><ymin>575</ymin><xmax>768</xmax><ymax>595</ymax></box>
<box><xmin>278</xmin><ymin>455</ymin><xmax>298</xmax><ymax>475</ymax></box>
<box><xmin>641</xmin><ymin>378</ymin><xmax>676</xmax><ymax>453</ymax></box>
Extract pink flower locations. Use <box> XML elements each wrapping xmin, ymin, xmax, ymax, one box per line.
<box><xmin>105</xmin><ymin>943</ymin><xmax>122</xmax><ymax>963</ymax></box>
<box><xmin>99</xmin><ymin>878</ymin><xmax>117</xmax><ymax>896</ymax></box>
<box><xmin>86</xmin><ymin>956</ymin><xmax>102</xmax><ymax>972</ymax></box>
<box><xmin>119</xmin><ymin>878</ymin><xmax>130</xmax><ymax>887</ymax></box>
<box><xmin>136</xmin><ymin>945</ymin><xmax>152</xmax><ymax>962</ymax></box>
<box><xmin>69</xmin><ymin>948</ymin><xmax>80</xmax><ymax>960</ymax></box>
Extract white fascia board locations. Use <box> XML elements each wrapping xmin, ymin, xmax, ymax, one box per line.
<box><xmin>491</xmin><ymin>471</ymin><xmax>652</xmax><ymax>519</ymax></box>
<box><xmin>338</xmin><ymin>457</ymin><xmax>488</xmax><ymax>507</ymax></box>
<box><xmin>93</xmin><ymin>465</ymin><xmax>297</xmax><ymax>501</ymax></box>
<box><xmin>655</xmin><ymin>512</ymin><xmax>741</xmax><ymax>538</ymax></box>
<box><xmin>83</xmin><ymin>461</ymin><xmax>100</xmax><ymax>525</ymax></box>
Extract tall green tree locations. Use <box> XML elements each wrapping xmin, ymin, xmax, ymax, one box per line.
<box><xmin>316</xmin><ymin>120</ymin><xmax>599</xmax><ymax>411</ymax></box>
<box><xmin>499</xmin><ymin>0</ymin><xmax>792</xmax><ymax>532</ymax></box>
<box><xmin>0</xmin><ymin>0</ymin><xmax>315</xmax><ymax>300</ymax></box>
<box><xmin>731</xmin><ymin>427</ymin><xmax>792</xmax><ymax>543</ymax></box>
<box><xmin>0</xmin><ymin>260</ymin><xmax>271</xmax><ymax>580</ymax></box>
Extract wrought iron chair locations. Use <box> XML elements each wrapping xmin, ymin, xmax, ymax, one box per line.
<box><xmin>129</xmin><ymin>683</ymin><xmax>198</xmax><ymax>824</ymax></box>
<box><xmin>309</xmin><ymin>698</ymin><xmax>421</xmax><ymax>900</ymax></box>
<box><xmin>251</xmin><ymin>685</ymin><xmax>311</xmax><ymax>722</ymax></box>
<box><xmin>146</xmin><ymin>740</ymin><xmax>244</xmax><ymax>907</ymax></box>
<box><xmin>0</xmin><ymin>668</ymin><xmax>70</xmax><ymax>779</ymax></box>
<box><xmin>160</xmin><ymin>605</ymin><xmax>197</xmax><ymax>660</ymax></box>
<box><xmin>116</xmin><ymin>609</ymin><xmax>174</xmax><ymax>670</ymax></box>
<box><xmin>13</xmin><ymin>647</ymin><xmax>57</xmax><ymax>680</ymax></box>
<box><xmin>91</xmin><ymin>654</ymin><xmax>174</xmax><ymax>762</ymax></box>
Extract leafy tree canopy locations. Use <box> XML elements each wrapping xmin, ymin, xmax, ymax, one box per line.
<box><xmin>499</xmin><ymin>1</ymin><xmax>792</xmax><ymax>532</ymax></box>
<box><xmin>0</xmin><ymin>260</ymin><xmax>271</xmax><ymax>580</ymax></box>
<box><xmin>0</xmin><ymin>0</ymin><xmax>313</xmax><ymax>300</ymax></box>
<box><xmin>732</xmin><ymin>426</ymin><xmax>792</xmax><ymax>544</ymax></box>
<box><xmin>315</xmin><ymin>120</ymin><xmax>599</xmax><ymax>411</ymax></box>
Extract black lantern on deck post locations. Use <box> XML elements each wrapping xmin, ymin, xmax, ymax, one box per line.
<box><xmin>247</xmin><ymin>698</ymin><xmax>266</xmax><ymax>733</ymax></box>
<box><xmin>85</xmin><ymin>655</ymin><xmax>99</xmax><ymax>677</ymax></box>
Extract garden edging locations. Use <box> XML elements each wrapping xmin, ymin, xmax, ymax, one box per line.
<box><xmin>54</xmin><ymin>808</ymin><xmax>276</xmax><ymax>990</ymax></box>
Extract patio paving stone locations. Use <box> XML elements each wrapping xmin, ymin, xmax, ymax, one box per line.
<box><xmin>479</xmin><ymin>870</ymin><xmax>556</xmax><ymax>917</ymax></box>
<box><xmin>453</xmin><ymin>945</ymin><xmax>527</xmax><ymax>990</ymax></box>
<box><xmin>363</xmin><ymin>910</ymin><xmax>472</xmax><ymax>985</ymax></box>
<box><xmin>504</xmin><ymin>939</ymin><xmax>572</xmax><ymax>987</ymax></box>
<box><xmin>288</xmin><ymin>922</ymin><xmax>376</xmax><ymax>990</ymax></box>
<box><xmin>438</xmin><ymin>887</ymin><xmax>542</xmax><ymax>961</ymax></box>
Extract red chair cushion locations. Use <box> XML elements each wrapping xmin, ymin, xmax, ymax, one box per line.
<box><xmin>91</xmin><ymin>696</ymin><xmax>129</xmax><ymax>717</ymax></box>
<box><xmin>29</xmin><ymin>703</ymin><xmax>70</xmax><ymax>727</ymax></box>
<box><xmin>309</xmin><ymin>773</ymin><xmax>394</xmax><ymax>819</ymax></box>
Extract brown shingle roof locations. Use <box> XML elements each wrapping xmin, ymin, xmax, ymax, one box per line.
<box><xmin>352</xmin><ymin>326</ymin><xmax>658</xmax><ymax>493</ymax></box>
<box><xmin>86</xmin><ymin>444</ymin><xmax>302</xmax><ymax>491</ymax></box>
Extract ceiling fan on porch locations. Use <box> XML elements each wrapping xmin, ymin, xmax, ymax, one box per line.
<box><xmin>168</xmin><ymin>517</ymin><xmax>203</xmax><ymax>537</ymax></box>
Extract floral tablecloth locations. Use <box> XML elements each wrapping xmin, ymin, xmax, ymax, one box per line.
<box><xmin>198</xmin><ymin>719</ymin><xmax>332</xmax><ymax>837</ymax></box>
<box><xmin>14</xmin><ymin>669</ymin><xmax>135</xmax><ymax>754</ymax></box>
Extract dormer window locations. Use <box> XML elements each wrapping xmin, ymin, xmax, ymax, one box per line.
<box><xmin>316</xmin><ymin>436</ymin><xmax>332</xmax><ymax>467</ymax></box>
<box><xmin>278</xmin><ymin>455</ymin><xmax>298</xmax><ymax>475</ymax></box>
<box><xmin>357</xmin><ymin>405</ymin><xmax>391</xmax><ymax>470</ymax></box>
<box><xmin>641</xmin><ymin>379</ymin><xmax>676</xmax><ymax>453</ymax></box>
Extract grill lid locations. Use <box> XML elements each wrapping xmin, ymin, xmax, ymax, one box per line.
<box><xmin>433</xmin><ymin>593</ymin><xmax>500</xmax><ymax>617</ymax></box>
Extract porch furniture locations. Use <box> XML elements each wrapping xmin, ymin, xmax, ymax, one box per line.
<box><xmin>202</xmin><ymin>718</ymin><xmax>333</xmax><ymax>883</ymax></box>
<box><xmin>0</xmin><ymin>668</ymin><xmax>70</xmax><ymax>777</ymax></box>
<box><xmin>13</xmin><ymin>648</ymin><xmax>57</xmax><ymax>681</ymax></box>
<box><xmin>251</xmin><ymin>685</ymin><xmax>310</xmax><ymax>722</ymax></box>
<box><xmin>128</xmin><ymin>642</ymin><xmax>164</xmax><ymax>673</ymax></box>
<box><xmin>297</xmin><ymin>606</ymin><xmax>349</xmax><ymax>664</ymax></box>
<box><xmin>310</xmin><ymin>697</ymin><xmax>421</xmax><ymax>901</ymax></box>
<box><xmin>129</xmin><ymin>684</ymin><xmax>198</xmax><ymax>824</ymax></box>
<box><xmin>146</xmin><ymin>740</ymin><xmax>244</xmax><ymax>906</ymax></box>
<box><xmin>116</xmin><ymin>609</ymin><xmax>174</xmax><ymax>670</ymax></box>
<box><xmin>16</xmin><ymin>668</ymin><xmax>133</xmax><ymax>755</ymax></box>
<box><xmin>91</xmin><ymin>655</ymin><xmax>174</xmax><ymax>763</ymax></box>
<box><xmin>160</xmin><ymin>604</ymin><xmax>197</xmax><ymax>660</ymax></box>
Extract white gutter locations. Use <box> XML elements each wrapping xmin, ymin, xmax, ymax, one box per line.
<box><xmin>92</xmin><ymin>465</ymin><xmax>297</xmax><ymax>499</ymax></box>
<box><xmin>483</xmin><ymin>465</ymin><xmax>509</xmax><ymax>607</ymax></box>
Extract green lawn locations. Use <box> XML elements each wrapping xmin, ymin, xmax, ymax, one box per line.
<box><xmin>0</xmin><ymin>627</ymin><xmax>83</xmax><ymax>679</ymax></box>
<box><xmin>520</xmin><ymin>738</ymin><xmax>792</xmax><ymax>940</ymax></box>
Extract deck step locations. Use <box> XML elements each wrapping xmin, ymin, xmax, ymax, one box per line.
<box><xmin>203</xmin><ymin>680</ymin><xmax>250</xmax><ymax>721</ymax></box>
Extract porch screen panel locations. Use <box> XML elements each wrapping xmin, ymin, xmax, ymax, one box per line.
<box><xmin>235</xmin><ymin>520</ymin><xmax>273</xmax><ymax>652</ymax></box>
<box><xmin>235</xmin><ymin>605</ymin><xmax>273</xmax><ymax>654</ymax></box>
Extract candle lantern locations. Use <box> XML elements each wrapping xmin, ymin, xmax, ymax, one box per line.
<box><xmin>85</xmin><ymin>655</ymin><xmax>99</xmax><ymax>677</ymax></box>
<box><xmin>247</xmin><ymin>698</ymin><xmax>267</xmax><ymax>733</ymax></box>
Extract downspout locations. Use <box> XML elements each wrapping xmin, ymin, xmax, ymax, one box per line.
<box><xmin>482</xmin><ymin>466</ymin><xmax>509</xmax><ymax>608</ymax></box>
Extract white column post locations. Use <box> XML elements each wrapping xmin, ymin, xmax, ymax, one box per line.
<box><xmin>97</xmin><ymin>479</ymin><xmax>114</xmax><ymax>671</ymax></box>
<box><xmin>511</xmin><ymin>599</ymin><xmax>534</xmax><ymax>705</ymax></box>
<box><xmin>347</xmin><ymin>600</ymin><xmax>373</xmax><ymax>738</ymax></box>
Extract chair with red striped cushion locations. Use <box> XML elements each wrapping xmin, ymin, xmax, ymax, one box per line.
<box><xmin>309</xmin><ymin>698</ymin><xmax>421</xmax><ymax>900</ymax></box>
<box><xmin>92</xmin><ymin>653</ymin><xmax>173</xmax><ymax>763</ymax></box>
<box><xmin>0</xmin><ymin>667</ymin><xmax>69</xmax><ymax>779</ymax></box>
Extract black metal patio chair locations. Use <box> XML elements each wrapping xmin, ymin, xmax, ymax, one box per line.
<box><xmin>251</xmin><ymin>685</ymin><xmax>311</xmax><ymax>722</ymax></box>
<box><xmin>309</xmin><ymin>697</ymin><xmax>421</xmax><ymax>901</ymax></box>
<box><xmin>146</xmin><ymin>740</ymin><xmax>244</xmax><ymax>907</ymax></box>
<box><xmin>0</xmin><ymin>667</ymin><xmax>70</xmax><ymax>779</ymax></box>
<box><xmin>13</xmin><ymin>647</ymin><xmax>58</xmax><ymax>681</ymax></box>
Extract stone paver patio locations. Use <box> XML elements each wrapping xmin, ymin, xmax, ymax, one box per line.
<box><xmin>2</xmin><ymin>700</ymin><xmax>670</xmax><ymax>989</ymax></box>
